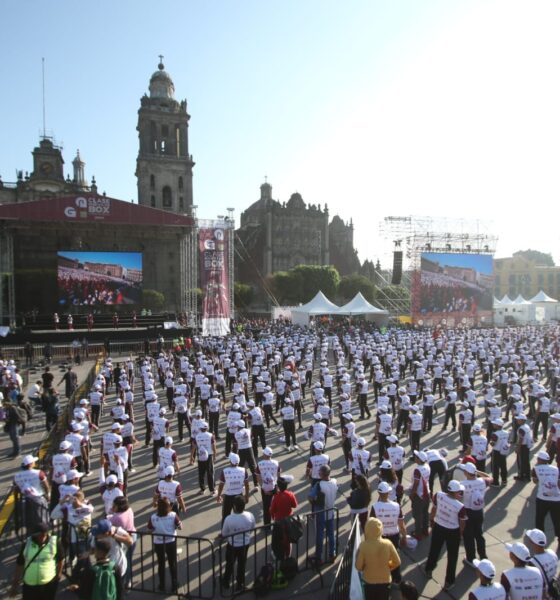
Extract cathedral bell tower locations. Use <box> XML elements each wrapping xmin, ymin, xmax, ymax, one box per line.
<box><xmin>136</xmin><ymin>57</ymin><xmax>194</xmax><ymax>214</ymax></box>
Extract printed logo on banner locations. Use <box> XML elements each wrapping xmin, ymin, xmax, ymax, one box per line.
<box><xmin>199</xmin><ymin>226</ymin><xmax>230</xmax><ymax>336</ymax></box>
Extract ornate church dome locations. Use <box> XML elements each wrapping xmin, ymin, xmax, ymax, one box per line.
<box><xmin>149</xmin><ymin>59</ymin><xmax>175</xmax><ymax>99</ymax></box>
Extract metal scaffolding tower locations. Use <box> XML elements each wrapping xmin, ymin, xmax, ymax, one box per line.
<box><xmin>0</xmin><ymin>227</ymin><xmax>15</xmax><ymax>327</ymax></box>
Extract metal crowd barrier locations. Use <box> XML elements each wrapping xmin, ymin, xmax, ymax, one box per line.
<box><xmin>10</xmin><ymin>507</ymin><xmax>340</xmax><ymax>599</ymax></box>
<box><xmin>328</xmin><ymin>515</ymin><xmax>359</xmax><ymax>600</ymax></box>
<box><xmin>217</xmin><ymin>508</ymin><xmax>340</xmax><ymax>597</ymax></box>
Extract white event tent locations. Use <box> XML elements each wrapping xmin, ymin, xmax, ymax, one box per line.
<box><xmin>337</xmin><ymin>292</ymin><xmax>390</xmax><ymax>325</ymax></box>
<box><xmin>290</xmin><ymin>291</ymin><xmax>342</xmax><ymax>326</ymax></box>
<box><xmin>529</xmin><ymin>290</ymin><xmax>558</xmax><ymax>322</ymax></box>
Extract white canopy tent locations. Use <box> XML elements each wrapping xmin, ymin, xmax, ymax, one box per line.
<box><xmin>529</xmin><ymin>290</ymin><xmax>558</xmax><ymax>322</ymax></box>
<box><xmin>290</xmin><ymin>291</ymin><xmax>342</xmax><ymax>326</ymax></box>
<box><xmin>337</xmin><ymin>292</ymin><xmax>390</xmax><ymax>325</ymax></box>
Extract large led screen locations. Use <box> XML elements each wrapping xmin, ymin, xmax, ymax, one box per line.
<box><xmin>413</xmin><ymin>252</ymin><xmax>494</xmax><ymax>326</ymax></box>
<box><xmin>58</xmin><ymin>251</ymin><xmax>143</xmax><ymax>306</ymax></box>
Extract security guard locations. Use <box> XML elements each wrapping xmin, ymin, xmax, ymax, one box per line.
<box><xmin>10</xmin><ymin>523</ymin><xmax>63</xmax><ymax>599</ymax></box>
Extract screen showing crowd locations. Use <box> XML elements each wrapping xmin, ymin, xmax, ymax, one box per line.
<box><xmin>419</xmin><ymin>252</ymin><xmax>494</xmax><ymax>317</ymax></box>
<box><xmin>57</xmin><ymin>251</ymin><xmax>143</xmax><ymax>306</ymax></box>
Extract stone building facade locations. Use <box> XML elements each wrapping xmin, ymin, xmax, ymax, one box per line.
<box><xmin>236</xmin><ymin>181</ymin><xmax>360</xmax><ymax>290</ymax></box>
<box><xmin>494</xmin><ymin>256</ymin><xmax>560</xmax><ymax>300</ymax></box>
<box><xmin>136</xmin><ymin>60</ymin><xmax>194</xmax><ymax>215</ymax></box>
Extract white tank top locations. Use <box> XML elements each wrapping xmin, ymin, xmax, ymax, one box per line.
<box><xmin>249</xmin><ymin>408</ymin><xmax>264</xmax><ymax>426</ymax></box>
<box><xmin>372</xmin><ymin>500</ymin><xmax>401</xmax><ymax>535</ymax></box>
<box><xmin>387</xmin><ymin>446</ymin><xmax>405</xmax><ymax>471</ymax></box>
<box><xmin>157</xmin><ymin>479</ymin><xmax>181</xmax><ymax>502</ymax></box>
<box><xmin>502</xmin><ymin>566</ymin><xmax>543</xmax><ymax>600</ymax></box>
<box><xmin>195</xmin><ymin>431</ymin><xmax>214</xmax><ymax>457</ymax></box>
<box><xmin>378</xmin><ymin>414</ymin><xmax>393</xmax><ymax>435</ymax></box>
<box><xmin>534</xmin><ymin>464</ymin><xmax>560</xmax><ymax>501</ymax></box>
<box><xmin>409</xmin><ymin>413</ymin><xmax>422</xmax><ymax>431</ymax></box>
<box><xmin>309</xmin><ymin>454</ymin><xmax>330</xmax><ymax>479</ymax></box>
<box><xmin>462</xmin><ymin>478</ymin><xmax>487</xmax><ymax>510</ymax></box>
<box><xmin>257</xmin><ymin>459</ymin><xmax>279</xmax><ymax>492</ymax></box>
<box><xmin>223</xmin><ymin>466</ymin><xmax>247</xmax><ymax>495</ymax></box>
<box><xmin>51</xmin><ymin>453</ymin><xmax>73</xmax><ymax>484</ymax></box>
<box><xmin>235</xmin><ymin>428</ymin><xmax>253</xmax><ymax>450</ymax></box>
<box><xmin>311</xmin><ymin>422</ymin><xmax>327</xmax><ymax>441</ymax></box>
<box><xmin>14</xmin><ymin>469</ymin><xmax>44</xmax><ymax>497</ymax></box>
<box><xmin>470</xmin><ymin>583</ymin><xmax>506</xmax><ymax>600</ymax></box>
<box><xmin>470</xmin><ymin>435</ymin><xmax>488</xmax><ymax>460</ymax></box>
<box><xmin>434</xmin><ymin>492</ymin><xmax>464</xmax><ymax>529</ymax></box>
<box><xmin>351</xmin><ymin>448</ymin><xmax>370</xmax><ymax>474</ymax></box>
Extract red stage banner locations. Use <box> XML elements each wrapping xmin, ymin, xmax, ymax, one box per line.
<box><xmin>199</xmin><ymin>227</ymin><xmax>230</xmax><ymax>336</ymax></box>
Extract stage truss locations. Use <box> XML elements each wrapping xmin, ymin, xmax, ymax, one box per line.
<box><xmin>380</xmin><ymin>215</ymin><xmax>498</xmax><ymax>270</ymax></box>
<box><xmin>0</xmin><ymin>226</ymin><xmax>15</xmax><ymax>327</ymax></box>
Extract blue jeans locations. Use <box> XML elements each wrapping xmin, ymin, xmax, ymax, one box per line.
<box><xmin>315</xmin><ymin>512</ymin><xmax>335</xmax><ymax>561</ymax></box>
<box><xmin>7</xmin><ymin>423</ymin><xmax>20</xmax><ymax>455</ymax></box>
<box><xmin>125</xmin><ymin>536</ymin><xmax>137</xmax><ymax>587</ymax></box>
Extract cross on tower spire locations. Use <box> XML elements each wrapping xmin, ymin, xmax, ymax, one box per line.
<box><xmin>158</xmin><ymin>54</ymin><xmax>164</xmax><ymax>69</ymax></box>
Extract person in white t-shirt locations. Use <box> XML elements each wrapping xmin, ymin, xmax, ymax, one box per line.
<box><xmin>468</xmin><ymin>559</ymin><xmax>505</xmax><ymax>600</ymax></box>
<box><xmin>220</xmin><ymin>495</ymin><xmax>256</xmax><ymax>592</ymax></box>
<box><xmin>525</xmin><ymin>528</ymin><xmax>558</xmax><ymax>597</ymax></box>
<box><xmin>148</xmin><ymin>498</ymin><xmax>182</xmax><ymax>593</ymax></box>
<box><xmin>500</xmin><ymin>542</ymin><xmax>543</xmax><ymax>600</ymax></box>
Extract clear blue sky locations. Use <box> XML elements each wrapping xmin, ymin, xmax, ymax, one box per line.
<box><xmin>2</xmin><ymin>1</ymin><xmax>559</xmax><ymax>267</ymax></box>
<box><xmin>58</xmin><ymin>251</ymin><xmax>142</xmax><ymax>270</ymax></box>
<box><xmin>422</xmin><ymin>252</ymin><xmax>493</xmax><ymax>275</ymax></box>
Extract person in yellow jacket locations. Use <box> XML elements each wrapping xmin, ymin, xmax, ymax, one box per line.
<box><xmin>9</xmin><ymin>523</ymin><xmax>63</xmax><ymax>599</ymax></box>
<box><xmin>355</xmin><ymin>517</ymin><xmax>401</xmax><ymax>600</ymax></box>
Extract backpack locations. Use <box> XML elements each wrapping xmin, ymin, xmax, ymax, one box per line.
<box><xmin>92</xmin><ymin>560</ymin><xmax>118</xmax><ymax>600</ymax></box>
<box><xmin>253</xmin><ymin>562</ymin><xmax>274</xmax><ymax>597</ymax></box>
<box><xmin>280</xmin><ymin>557</ymin><xmax>298</xmax><ymax>580</ymax></box>
<box><xmin>284</xmin><ymin>516</ymin><xmax>303</xmax><ymax>543</ymax></box>
<box><xmin>14</xmin><ymin>406</ymin><xmax>28</xmax><ymax>425</ymax></box>
<box><xmin>311</xmin><ymin>482</ymin><xmax>325</xmax><ymax>508</ymax></box>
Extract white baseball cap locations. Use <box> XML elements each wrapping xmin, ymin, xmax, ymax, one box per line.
<box><xmin>357</xmin><ymin>437</ymin><xmax>366</xmax><ymax>447</ymax></box>
<box><xmin>313</xmin><ymin>441</ymin><xmax>324</xmax><ymax>451</ymax></box>
<box><xmin>505</xmin><ymin>541</ymin><xmax>531</xmax><ymax>562</ymax></box>
<box><xmin>21</xmin><ymin>455</ymin><xmax>38</xmax><ymax>466</ymax></box>
<box><xmin>313</xmin><ymin>413</ymin><xmax>322</xmax><ymax>420</ymax></box>
<box><xmin>380</xmin><ymin>460</ymin><xmax>393</xmax><ymax>469</ymax></box>
<box><xmin>67</xmin><ymin>469</ymin><xmax>84</xmax><ymax>480</ymax></box>
<box><xmin>59</xmin><ymin>440</ymin><xmax>72</xmax><ymax>450</ymax></box>
<box><xmin>164</xmin><ymin>436</ymin><xmax>173</xmax><ymax>445</ymax></box>
<box><xmin>106</xmin><ymin>474</ymin><xmax>118</xmax><ymax>484</ymax></box>
<box><xmin>537</xmin><ymin>450</ymin><xmax>550</xmax><ymax>461</ymax></box>
<box><xmin>525</xmin><ymin>529</ymin><xmax>547</xmax><ymax>547</ymax></box>
<box><xmin>413</xmin><ymin>450</ymin><xmax>427</xmax><ymax>462</ymax></box>
<box><xmin>229</xmin><ymin>452</ymin><xmax>240</xmax><ymax>465</ymax></box>
<box><xmin>263</xmin><ymin>447</ymin><xmax>273</xmax><ymax>457</ymax></box>
<box><xmin>447</xmin><ymin>479</ymin><xmax>465</xmax><ymax>493</ymax></box>
<box><xmin>164</xmin><ymin>465</ymin><xmax>175</xmax><ymax>476</ymax></box>
<box><xmin>460</xmin><ymin>463</ymin><xmax>477</xmax><ymax>475</ymax></box>
<box><xmin>472</xmin><ymin>423</ymin><xmax>482</xmax><ymax>432</ymax></box>
<box><xmin>473</xmin><ymin>559</ymin><xmax>496</xmax><ymax>579</ymax></box>
<box><xmin>386</xmin><ymin>435</ymin><xmax>398</xmax><ymax>443</ymax></box>
<box><xmin>377</xmin><ymin>481</ymin><xmax>392</xmax><ymax>494</ymax></box>
<box><xmin>491</xmin><ymin>418</ymin><xmax>504</xmax><ymax>427</ymax></box>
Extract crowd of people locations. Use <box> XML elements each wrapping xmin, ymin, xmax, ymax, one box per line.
<box><xmin>4</xmin><ymin>322</ymin><xmax>560</xmax><ymax>599</ymax></box>
<box><xmin>58</xmin><ymin>267</ymin><xmax>141</xmax><ymax>306</ymax></box>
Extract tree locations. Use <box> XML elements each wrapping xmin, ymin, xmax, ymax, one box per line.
<box><xmin>269</xmin><ymin>271</ymin><xmax>304</xmax><ymax>305</ymax></box>
<box><xmin>234</xmin><ymin>283</ymin><xmax>254</xmax><ymax>310</ymax></box>
<box><xmin>338</xmin><ymin>274</ymin><xmax>376</xmax><ymax>303</ymax></box>
<box><xmin>513</xmin><ymin>249</ymin><xmax>555</xmax><ymax>267</ymax></box>
<box><xmin>142</xmin><ymin>289</ymin><xmax>165</xmax><ymax>311</ymax></box>
<box><xmin>290</xmin><ymin>265</ymin><xmax>340</xmax><ymax>302</ymax></box>
<box><xmin>269</xmin><ymin>265</ymin><xmax>340</xmax><ymax>304</ymax></box>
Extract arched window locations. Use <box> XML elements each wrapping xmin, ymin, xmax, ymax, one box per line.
<box><xmin>162</xmin><ymin>186</ymin><xmax>172</xmax><ymax>208</ymax></box>
<box><xmin>150</xmin><ymin>175</ymin><xmax>155</xmax><ymax>189</ymax></box>
<box><xmin>178</xmin><ymin>176</ymin><xmax>183</xmax><ymax>190</ymax></box>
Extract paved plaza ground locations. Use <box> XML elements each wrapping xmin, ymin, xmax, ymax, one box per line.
<box><xmin>0</xmin><ymin>348</ymin><xmax>557</xmax><ymax>599</ymax></box>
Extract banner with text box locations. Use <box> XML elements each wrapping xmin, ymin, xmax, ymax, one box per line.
<box><xmin>199</xmin><ymin>227</ymin><xmax>230</xmax><ymax>336</ymax></box>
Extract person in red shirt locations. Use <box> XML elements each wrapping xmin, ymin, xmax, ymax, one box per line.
<box><xmin>270</xmin><ymin>475</ymin><xmax>297</xmax><ymax>521</ymax></box>
<box><xmin>269</xmin><ymin>475</ymin><xmax>298</xmax><ymax>560</ymax></box>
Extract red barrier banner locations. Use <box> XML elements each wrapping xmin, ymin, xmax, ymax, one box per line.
<box><xmin>199</xmin><ymin>227</ymin><xmax>230</xmax><ymax>336</ymax></box>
